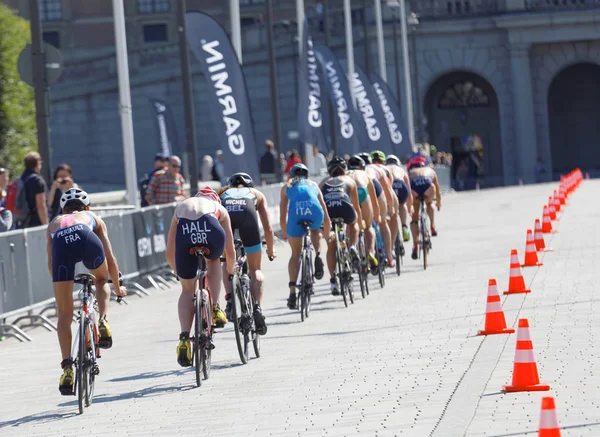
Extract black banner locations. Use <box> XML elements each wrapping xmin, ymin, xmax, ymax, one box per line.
<box><xmin>151</xmin><ymin>98</ymin><xmax>178</xmax><ymax>157</ymax></box>
<box><xmin>341</xmin><ymin>62</ymin><xmax>392</xmax><ymax>155</ymax></box>
<box><xmin>370</xmin><ymin>72</ymin><xmax>412</xmax><ymax>158</ymax></box>
<box><xmin>297</xmin><ymin>18</ymin><xmax>327</xmax><ymax>151</ymax></box>
<box><xmin>314</xmin><ymin>45</ymin><xmax>365</xmax><ymax>156</ymax></box>
<box><xmin>185</xmin><ymin>11</ymin><xmax>259</xmax><ymax>181</ymax></box>
<box><xmin>132</xmin><ymin>206</ymin><xmax>174</xmax><ymax>274</ymax></box>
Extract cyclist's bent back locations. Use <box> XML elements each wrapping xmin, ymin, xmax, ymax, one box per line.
<box><xmin>47</xmin><ymin>188</ymin><xmax>126</xmax><ymax>395</ymax></box>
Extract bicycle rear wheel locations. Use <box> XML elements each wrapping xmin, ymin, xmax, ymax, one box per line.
<box><xmin>200</xmin><ymin>292</ymin><xmax>212</xmax><ymax>380</ymax></box>
<box><xmin>395</xmin><ymin>235</ymin><xmax>402</xmax><ymax>277</ymax></box>
<box><xmin>357</xmin><ymin>237</ymin><xmax>366</xmax><ymax>298</ymax></box>
<box><xmin>303</xmin><ymin>251</ymin><xmax>312</xmax><ymax>319</ymax></box>
<box><xmin>231</xmin><ymin>275</ymin><xmax>250</xmax><ymax>364</ymax></box>
<box><xmin>77</xmin><ymin>313</ymin><xmax>86</xmax><ymax>414</ymax></box>
<box><xmin>421</xmin><ymin>216</ymin><xmax>428</xmax><ymax>270</ymax></box>
<box><xmin>378</xmin><ymin>249</ymin><xmax>386</xmax><ymax>288</ymax></box>
<box><xmin>84</xmin><ymin>321</ymin><xmax>96</xmax><ymax>407</ymax></box>
<box><xmin>338</xmin><ymin>247</ymin><xmax>348</xmax><ymax>308</ymax></box>
<box><xmin>193</xmin><ymin>290</ymin><xmax>202</xmax><ymax>387</ymax></box>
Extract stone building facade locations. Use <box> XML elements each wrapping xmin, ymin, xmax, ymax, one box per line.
<box><xmin>2</xmin><ymin>0</ymin><xmax>599</xmax><ymax>189</ymax></box>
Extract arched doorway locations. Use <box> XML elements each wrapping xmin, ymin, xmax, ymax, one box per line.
<box><xmin>548</xmin><ymin>63</ymin><xmax>600</xmax><ymax>176</ymax></box>
<box><xmin>425</xmin><ymin>72</ymin><xmax>503</xmax><ymax>189</ymax></box>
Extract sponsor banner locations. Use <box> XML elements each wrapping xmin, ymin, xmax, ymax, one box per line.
<box><xmin>314</xmin><ymin>45</ymin><xmax>365</xmax><ymax>156</ymax></box>
<box><xmin>185</xmin><ymin>11</ymin><xmax>259</xmax><ymax>181</ymax></box>
<box><xmin>370</xmin><ymin>72</ymin><xmax>412</xmax><ymax>157</ymax></box>
<box><xmin>298</xmin><ymin>18</ymin><xmax>328</xmax><ymax>151</ymax></box>
<box><xmin>341</xmin><ymin>61</ymin><xmax>392</xmax><ymax>155</ymax></box>
<box><xmin>132</xmin><ymin>206</ymin><xmax>174</xmax><ymax>274</ymax></box>
<box><xmin>151</xmin><ymin>98</ymin><xmax>178</xmax><ymax>157</ymax></box>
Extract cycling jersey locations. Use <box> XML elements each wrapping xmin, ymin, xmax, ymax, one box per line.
<box><xmin>286</xmin><ymin>179</ymin><xmax>324</xmax><ymax>238</ymax></box>
<box><xmin>175</xmin><ymin>206</ymin><xmax>225</xmax><ymax>279</ymax></box>
<box><xmin>51</xmin><ymin>212</ymin><xmax>104</xmax><ymax>282</ymax></box>
<box><xmin>221</xmin><ymin>187</ymin><xmax>261</xmax><ymax>254</ymax></box>
<box><xmin>372</xmin><ymin>177</ymin><xmax>383</xmax><ymax>198</ymax></box>
<box><xmin>392</xmin><ymin>179</ymin><xmax>409</xmax><ymax>204</ymax></box>
<box><xmin>321</xmin><ymin>177</ymin><xmax>357</xmax><ymax>224</ymax></box>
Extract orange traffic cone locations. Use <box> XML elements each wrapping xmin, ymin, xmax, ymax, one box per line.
<box><xmin>503</xmin><ymin>319</ymin><xmax>550</xmax><ymax>392</ymax></box>
<box><xmin>534</xmin><ymin>219</ymin><xmax>553</xmax><ymax>252</ymax></box>
<box><xmin>552</xmin><ymin>190</ymin><xmax>561</xmax><ymax>213</ymax></box>
<box><xmin>522</xmin><ymin>230</ymin><xmax>543</xmax><ymax>267</ymax></box>
<box><xmin>558</xmin><ymin>186</ymin><xmax>566</xmax><ymax>205</ymax></box>
<box><xmin>548</xmin><ymin>197</ymin><xmax>557</xmax><ymax>220</ymax></box>
<box><xmin>478</xmin><ymin>279</ymin><xmax>515</xmax><ymax>336</ymax></box>
<box><xmin>539</xmin><ymin>397</ymin><xmax>562</xmax><ymax>437</ymax></box>
<box><xmin>541</xmin><ymin>206</ymin><xmax>557</xmax><ymax>234</ymax></box>
<box><xmin>504</xmin><ymin>250</ymin><xmax>531</xmax><ymax>295</ymax></box>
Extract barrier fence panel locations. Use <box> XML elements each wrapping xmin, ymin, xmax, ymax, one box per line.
<box><xmin>0</xmin><ymin>231</ymin><xmax>31</xmax><ymax>314</ymax></box>
<box><xmin>132</xmin><ymin>204</ymin><xmax>174</xmax><ymax>275</ymax></box>
<box><xmin>103</xmin><ymin>212</ymin><xmax>139</xmax><ymax>277</ymax></box>
<box><xmin>25</xmin><ymin>226</ymin><xmax>55</xmax><ymax>307</ymax></box>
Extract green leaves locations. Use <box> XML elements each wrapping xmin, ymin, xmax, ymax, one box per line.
<box><xmin>0</xmin><ymin>4</ymin><xmax>36</xmax><ymax>177</ymax></box>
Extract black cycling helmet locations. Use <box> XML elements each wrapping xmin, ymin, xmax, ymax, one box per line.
<box><xmin>358</xmin><ymin>152</ymin><xmax>372</xmax><ymax>165</ymax></box>
<box><xmin>289</xmin><ymin>163</ymin><xmax>309</xmax><ymax>178</ymax></box>
<box><xmin>347</xmin><ymin>155</ymin><xmax>366</xmax><ymax>170</ymax></box>
<box><xmin>228</xmin><ymin>172</ymin><xmax>254</xmax><ymax>188</ymax></box>
<box><xmin>327</xmin><ymin>156</ymin><xmax>347</xmax><ymax>177</ymax></box>
<box><xmin>385</xmin><ymin>154</ymin><xmax>401</xmax><ymax>166</ymax></box>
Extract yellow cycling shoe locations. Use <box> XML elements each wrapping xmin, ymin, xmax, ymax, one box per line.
<box><xmin>98</xmin><ymin>316</ymin><xmax>113</xmax><ymax>349</ymax></box>
<box><xmin>212</xmin><ymin>303</ymin><xmax>228</xmax><ymax>328</ymax></box>
<box><xmin>368</xmin><ymin>253</ymin><xmax>379</xmax><ymax>274</ymax></box>
<box><xmin>59</xmin><ymin>364</ymin><xmax>74</xmax><ymax>395</ymax></box>
<box><xmin>176</xmin><ymin>334</ymin><xmax>192</xmax><ymax>367</ymax></box>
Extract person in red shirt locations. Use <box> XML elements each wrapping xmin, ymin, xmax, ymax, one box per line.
<box><xmin>284</xmin><ymin>150</ymin><xmax>303</xmax><ymax>175</ymax></box>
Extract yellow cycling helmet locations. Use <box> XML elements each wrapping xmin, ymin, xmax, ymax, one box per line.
<box><xmin>370</xmin><ymin>150</ymin><xmax>386</xmax><ymax>163</ymax></box>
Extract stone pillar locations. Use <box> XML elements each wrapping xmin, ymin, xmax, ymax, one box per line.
<box><xmin>509</xmin><ymin>43</ymin><xmax>538</xmax><ymax>184</ymax></box>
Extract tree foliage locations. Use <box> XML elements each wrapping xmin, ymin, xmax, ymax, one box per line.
<box><xmin>0</xmin><ymin>4</ymin><xmax>36</xmax><ymax>177</ymax></box>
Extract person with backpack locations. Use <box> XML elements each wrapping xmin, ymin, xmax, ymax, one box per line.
<box><xmin>6</xmin><ymin>152</ymin><xmax>48</xmax><ymax>228</ymax></box>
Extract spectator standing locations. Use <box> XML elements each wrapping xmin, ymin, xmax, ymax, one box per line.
<box><xmin>306</xmin><ymin>146</ymin><xmax>327</xmax><ymax>177</ymax></box>
<box><xmin>260</xmin><ymin>140</ymin><xmax>278</xmax><ymax>181</ymax></box>
<box><xmin>18</xmin><ymin>152</ymin><xmax>48</xmax><ymax>228</ymax></box>
<box><xmin>211</xmin><ymin>150</ymin><xmax>226</xmax><ymax>184</ymax></box>
<box><xmin>48</xmin><ymin>164</ymin><xmax>79</xmax><ymax>220</ymax></box>
<box><xmin>140</xmin><ymin>154</ymin><xmax>168</xmax><ymax>207</ymax></box>
<box><xmin>200</xmin><ymin>155</ymin><xmax>213</xmax><ymax>181</ymax></box>
<box><xmin>146</xmin><ymin>156</ymin><xmax>186</xmax><ymax>205</ymax></box>
<box><xmin>284</xmin><ymin>149</ymin><xmax>302</xmax><ymax>174</ymax></box>
<box><xmin>0</xmin><ymin>168</ymin><xmax>9</xmax><ymax>207</ymax></box>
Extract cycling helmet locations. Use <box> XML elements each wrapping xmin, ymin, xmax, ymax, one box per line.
<box><xmin>347</xmin><ymin>155</ymin><xmax>366</xmax><ymax>170</ymax></box>
<box><xmin>289</xmin><ymin>163</ymin><xmax>309</xmax><ymax>179</ymax></box>
<box><xmin>196</xmin><ymin>186</ymin><xmax>221</xmax><ymax>203</ymax></box>
<box><xmin>407</xmin><ymin>156</ymin><xmax>427</xmax><ymax>171</ymax></box>
<box><xmin>60</xmin><ymin>188</ymin><xmax>90</xmax><ymax>210</ymax></box>
<box><xmin>228</xmin><ymin>172</ymin><xmax>254</xmax><ymax>188</ymax></box>
<box><xmin>370</xmin><ymin>150</ymin><xmax>386</xmax><ymax>163</ymax></box>
<box><xmin>358</xmin><ymin>152</ymin><xmax>372</xmax><ymax>165</ymax></box>
<box><xmin>327</xmin><ymin>156</ymin><xmax>347</xmax><ymax>177</ymax></box>
<box><xmin>385</xmin><ymin>154</ymin><xmax>401</xmax><ymax>166</ymax></box>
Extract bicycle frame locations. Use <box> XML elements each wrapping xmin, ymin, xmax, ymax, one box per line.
<box><xmin>71</xmin><ymin>283</ymin><xmax>99</xmax><ymax>363</ymax></box>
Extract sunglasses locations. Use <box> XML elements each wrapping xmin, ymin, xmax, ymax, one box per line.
<box><xmin>171</xmin><ymin>164</ymin><xmax>181</xmax><ymax>168</ymax></box>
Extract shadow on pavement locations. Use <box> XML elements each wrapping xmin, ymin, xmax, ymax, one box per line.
<box><xmin>58</xmin><ymin>383</ymin><xmax>196</xmax><ymax>406</ymax></box>
<box><xmin>486</xmin><ymin>421</ymin><xmax>600</xmax><ymax>437</ymax></box>
<box><xmin>0</xmin><ymin>411</ymin><xmax>78</xmax><ymax>429</ymax></box>
<box><xmin>108</xmin><ymin>369</ymin><xmax>189</xmax><ymax>383</ymax></box>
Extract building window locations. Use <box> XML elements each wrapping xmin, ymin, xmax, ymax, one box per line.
<box><xmin>143</xmin><ymin>24</ymin><xmax>168</xmax><ymax>43</ymax></box>
<box><xmin>438</xmin><ymin>81</ymin><xmax>490</xmax><ymax>109</ymax></box>
<box><xmin>138</xmin><ymin>0</ymin><xmax>170</xmax><ymax>14</ymax></box>
<box><xmin>39</xmin><ymin>0</ymin><xmax>63</xmax><ymax>21</ymax></box>
<box><xmin>43</xmin><ymin>31</ymin><xmax>60</xmax><ymax>48</ymax></box>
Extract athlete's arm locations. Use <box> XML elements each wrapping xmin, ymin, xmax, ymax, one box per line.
<box><xmin>433</xmin><ymin>172</ymin><xmax>442</xmax><ymax>210</ymax></box>
<box><xmin>219</xmin><ymin>207</ymin><xmax>236</xmax><ymax>275</ymax></box>
<box><xmin>279</xmin><ymin>185</ymin><xmax>289</xmax><ymax>238</ymax></box>
<box><xmin>165</xmin><ymin>214</ymin><xmax>178</xmax><ymax>272</ymax></box>
<box><xmin>367</xmin><ymin>178</ymin><xmax>381</xmax><ymax>223</ymax></box>
<box><xmin>255</xmin><ymin>190</ymin><xmax>275</xmax><ymax>258</ymax></box>
<box><xmin>94</xmin><ymin>215</ymin><xmax>126</xmax><ymax>295</ymax></box>
<box><xmin>404</xmin><ymin>172</ymin><xmax>413</xmax><ymax>215</ymax></box>
<box><xmin>316</xmin><ymin>189</ymin><xmax>332</xmax><ymax>238</ymax></box>
<box><xmin>46</xmin><ymin>225</ymin><xmax>53</xmax><ymax>276</ymax></box>
<box><xmin>349</xmin><ymin>180</ymin><xmax>363</xmax><ymax>230</ymax></box>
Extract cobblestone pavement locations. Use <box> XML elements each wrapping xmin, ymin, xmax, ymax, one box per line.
<box><xmin>0</xmin><ymin>181</ymin><xmax>597</xmax><ymax>437</ymax></box>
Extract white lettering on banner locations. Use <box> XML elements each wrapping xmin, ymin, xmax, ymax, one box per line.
<box><xmin>352</xmin><ymin>73</ymin><xmax>381</xmax><ymax>141</ymax></box>
<box><xmin>373</xmin><ymin>82</ymin><xmax>403</xmax><ymax>145</ymax></box>
<box><xmin>153</xmin><ymin>234</ymin><xmax>167</xmax><ymax>253</ymax></box>
<box><xmin>137</xmin><ymin>237</ymin><xmax>153</xmax><ymax>258</ymax></box>
<box><xmin>325</xmin><ymin>61</ymin><xmax>354</xmax><ymax>139</ymax></box>
<box><xmin>202</xmin><ymin>39</ymin><xmax>245</xmax><ymax>155</ymax></box>
<box><xmin>306</xmin><ymin>37</ymin><xmax>322</xmax><ymax>128</ymax></box>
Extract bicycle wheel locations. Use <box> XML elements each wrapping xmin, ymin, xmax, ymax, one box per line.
<box><xmin>346</xmin><ymin>269</ymin><xmax>355</xmax><ymax>305</ymax></box>
<box><xmin>395</xmin><ymin>235</ymin><xmax>402</xmax><ymax>277</ymax></box>
<box><xmin>77</xmin><ymin>313</ymin><xmax>86</xmax><ymax>414</ymax></box>
<box><xmin>200</xmin><ymin>292</ymin><xmax>212</xmax><ymax>380</ymax></box>
<box><xmin>378</xmin><ymin>249</ymin><xmax>386</xmax><ymax>288</ymax></box>
<box><xmin>299</xmin><ymin>251</ymin><xmax>306</xmax><ymax>322</ymax></box>
<box><xmin>252</xmin><ymin>319</ymin><xmax>261</xmax><ymax>359</ymax></box>
<box><xmin>357</xmin><ymin>238</ymin><xmax>367</xmax><ymax>299</ymax></box>
<box><xmin>231</xmin><ymin>274</ymin><xmax>249</xmax><ymax>364</ymax></box>
<box><xmin>421</xmin><ymin>216</ymin><xmax>428</xmax><ymax>270</ymax></box>
<box><xmin>193</xmin><ymin>290</ymin><xmax>202</xmax><ymax>387</ymax></box>
<box><xmin>338</xmin><ymin>246</ymin><xmax>348</xmax><ymax>308</ymax></box>
<box><xmin>303</xmin><ymin>251</ymin><xmax>312</xmax><ymax>319</ymax></box>
<box><xmin>84</xmin><ymin>321</ymin><xmax>96</xmax><ymax>407</ymax></box>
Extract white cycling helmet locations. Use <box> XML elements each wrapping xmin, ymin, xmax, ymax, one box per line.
<box><xmin>60</xmin><ymin>188</ymin><xmax>90</xmax><ymax>210</ymax></box>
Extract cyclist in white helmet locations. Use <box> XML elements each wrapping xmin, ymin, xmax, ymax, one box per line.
<box><xmin>47</xmin><ymin>188</ymin><xmax>127</xmax><ymax>396</ymax></box>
